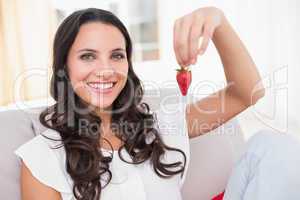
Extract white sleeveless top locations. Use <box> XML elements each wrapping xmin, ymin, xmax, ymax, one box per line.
<box><xmin>14</xmin><ymin>103</ymin><xmax>190</xmax><ymax>200</ymax></box>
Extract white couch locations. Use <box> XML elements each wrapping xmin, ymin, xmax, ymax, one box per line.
<box><xmin>0</xmin><ymin>88</ymin><xmax>246</xmax><ymax>199</ymax></box>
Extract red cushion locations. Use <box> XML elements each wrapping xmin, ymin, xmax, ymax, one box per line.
<box><xmin>212</xmin><ymin>191</ymin><xmax>224</xmax><ymax>200</ymax></box>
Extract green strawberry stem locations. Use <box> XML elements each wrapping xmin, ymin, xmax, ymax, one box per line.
<box><xmin>175</xmin><ymin>66</ymin><xmax>190</xmax><ymax>72</ymax></box>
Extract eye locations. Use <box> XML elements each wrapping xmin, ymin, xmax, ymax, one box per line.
<box><xmin>80</xmin><ymin>53</ymin><xmax>96</xmax><ymax>61</ymax></box>
<box><xmin>111</xmin><ymin>53</ymin><xmax>125</xmax><ymax>61</ymax></box>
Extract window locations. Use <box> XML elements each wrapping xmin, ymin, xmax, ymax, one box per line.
<box><xmin>53</xmin><ymin>0</ymin><xmax>160</xmax><ymax>62</ymax></box>
<box><xmin>126</xmin><ymin>0</ymin><xmax>159</xmax><ymax>61</ymax></box>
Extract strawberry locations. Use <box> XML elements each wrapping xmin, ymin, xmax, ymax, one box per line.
<box><xmin>176</xmin><ymin>67</ymin><xmax>192</xmax><ymax>96</ymax></box>
<box><xmin>212</xmin><ymin>191</ymin><xmax>225</xmax><ymax>200</ymax></box>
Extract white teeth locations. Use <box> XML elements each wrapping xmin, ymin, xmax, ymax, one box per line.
<box><xmin>88</xmin><ymin>82</ymin><xmax>114</xmax><ymax>89</ymax></box>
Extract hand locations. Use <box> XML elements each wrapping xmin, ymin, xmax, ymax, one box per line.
<box><xmin>173</xmin><ymin>7</ymin><xmax>224</xmax><ymax>67</ymax></box>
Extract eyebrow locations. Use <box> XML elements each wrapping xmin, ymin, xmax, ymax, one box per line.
<box><xmin>77</xmin><ymin>48</ymin><xmax>126</xmax><ymax>53</ymax></box>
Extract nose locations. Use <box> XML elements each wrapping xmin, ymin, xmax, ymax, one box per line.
<box><xmin>94</xmin><ymin>64</ymin><xmax>116</xmax><ymax>79</ymax></box>
<box><xmin>95</xmin><ymin>68</ymin><xmax>115</xmax><ymax>78</ymax></box>
<box><xmin>94</xmin><ymin>54</ymin><xmax>116</xmax><ymax>79</ymax></box>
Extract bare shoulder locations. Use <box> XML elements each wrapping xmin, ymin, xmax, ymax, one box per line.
<box><xmin>20</xmin><ymin>161</ymin><xmax>62</xmax><ymax>200</ymax></box>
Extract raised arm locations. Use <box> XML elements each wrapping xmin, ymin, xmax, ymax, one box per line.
<box><xmin>173</xmin><ymin>7</ymin><xmax>265</xmax><ymax>138</ymax></box>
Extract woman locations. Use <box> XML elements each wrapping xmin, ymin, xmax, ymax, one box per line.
<box><xmin>14</xmin><ymin>6</ymin><xmax>288</xmax><ymax>200</ymax></box>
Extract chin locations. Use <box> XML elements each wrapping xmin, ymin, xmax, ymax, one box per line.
<box><xmin>89</xmin><ymin>98</ymin><xmax>114</xmax><ymax>110</ymax></box>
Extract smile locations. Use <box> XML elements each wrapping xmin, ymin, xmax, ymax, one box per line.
<box><xmin>86</xmin><ymin>82</ymin><xmax>117</xmax><ymax>94</ymax></box>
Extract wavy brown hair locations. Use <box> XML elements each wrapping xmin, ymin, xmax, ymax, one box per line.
<box><xmin>39</xmin><ymin>8</ymin><xmax>186</xmax><ymax>200</ymax></box>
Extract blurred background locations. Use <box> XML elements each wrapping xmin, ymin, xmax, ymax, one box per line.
<box><xmin>0</xmin><ymin>0</ymin><xmax>299</xmax><ymax>139</ymax></box>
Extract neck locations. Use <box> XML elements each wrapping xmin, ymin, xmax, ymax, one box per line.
<box><xmin>93</xmin><ymin>105</ymin><xmax>112</xmax><ymax>122</ymax></box>
<box><xmin>96</xmin><ymin>106</ymin><xmax>113</xmax><ymax>136</ymax></box>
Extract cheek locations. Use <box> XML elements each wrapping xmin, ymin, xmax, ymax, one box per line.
<box><xmin>118</xmin><ymin>67</ymin><xmax>129</xmax><ymax>85</ymax></box>
<box><xmin>67</xmin><ymin>55</ymin><xmax>92</xmax><ymax>81</ymax></box>
<box><xmin>68</xmin><ymin>66</ymin><xmax>91</xmax><ymax>94</ymax></box>
<box><xmin>69</xmin><ymin>64</ymin><xmax>89</xmax><ymax>80</ymax></box>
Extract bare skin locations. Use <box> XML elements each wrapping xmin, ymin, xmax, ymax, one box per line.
<box><xmin>172</xmin><ymin>7</ymin><xmax>265</xmax><ymax>138</ymax></box>
<box><xmin>20</xmin><ymin>22</ymin><xmax>127</xmax><ymax>200</ymax></box>
<box><xmin>20</xmin><ymin>7</ymin><xmax>265</xmax><ymax>200</ymax></box>
<box><xmin>20</xmin><ymin>163</ymin><xmax>62</xmax><ymax>200</ymax></box>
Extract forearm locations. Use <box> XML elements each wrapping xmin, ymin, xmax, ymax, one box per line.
<box><xmin>212</xmin><ymin>15</ymin><xmax>265</xmax><ymax>106</ymax></box>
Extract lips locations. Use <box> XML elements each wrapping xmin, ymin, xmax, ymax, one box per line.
<box><xmin>86</xmin><ymin>82</ymin><xmax>117</xmax><ymax>94</ymax></box>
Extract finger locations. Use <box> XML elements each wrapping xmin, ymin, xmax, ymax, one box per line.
<box><xmin>173</xmin><ymin>19</ymin><xmax>182</xmax><ymax>66</ymax></box>
<box><xmin>175</xmin><ymin>16</ymin><xmax>193</xmax><ymax>66</ymax></box>
<box><xmin>189</xmin><ymin>18</ymin><xmax>204</xmax><ymax>64</ymax></box>
<box><xmin>198</xmin><ymin>23</ymin><xmax>214</xmax><ymax>55</ymax></box>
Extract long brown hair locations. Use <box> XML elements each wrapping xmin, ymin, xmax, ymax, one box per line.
<box><xmin>39</xmin><ymin>8</ymin><xmax>186</xmax><ymax>200</ymax></box>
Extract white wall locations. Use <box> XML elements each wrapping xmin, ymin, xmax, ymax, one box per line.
<box><xmin>2</xmin><ymin>0</ymin><xmax>298</xmax><ymax>136</ymax></box>
<box><xmin>133</xmin><ymin>0</ymin><xmax>300</xmax><ymax>137</ymax></box>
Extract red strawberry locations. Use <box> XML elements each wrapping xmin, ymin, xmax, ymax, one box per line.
<box><xmin>212</xmin><ymin>191</ymin><xmax>225</xmax><ymax>200</ymax></box>
<box><xmin>176</xmin><ymin>67</ymin><xmax>192</xmax><ymax>96</ymax></box>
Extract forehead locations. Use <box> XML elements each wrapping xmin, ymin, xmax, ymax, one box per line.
<box><xmin>71</xmin><ymin>22</ymin><xmax>126</xmax><ymax>51</ymax></box>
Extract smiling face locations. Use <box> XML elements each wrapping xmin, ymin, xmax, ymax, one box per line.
<box><xmin>67</xmin><ymin>22</ymin><xmax>129</xmax><ymax>114</ymax></box>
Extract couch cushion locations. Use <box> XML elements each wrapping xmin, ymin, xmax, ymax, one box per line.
<box><xmin>0</xmin><ymin>108</ymin><xmax>37</xmax><ymax>199</ymax></box>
